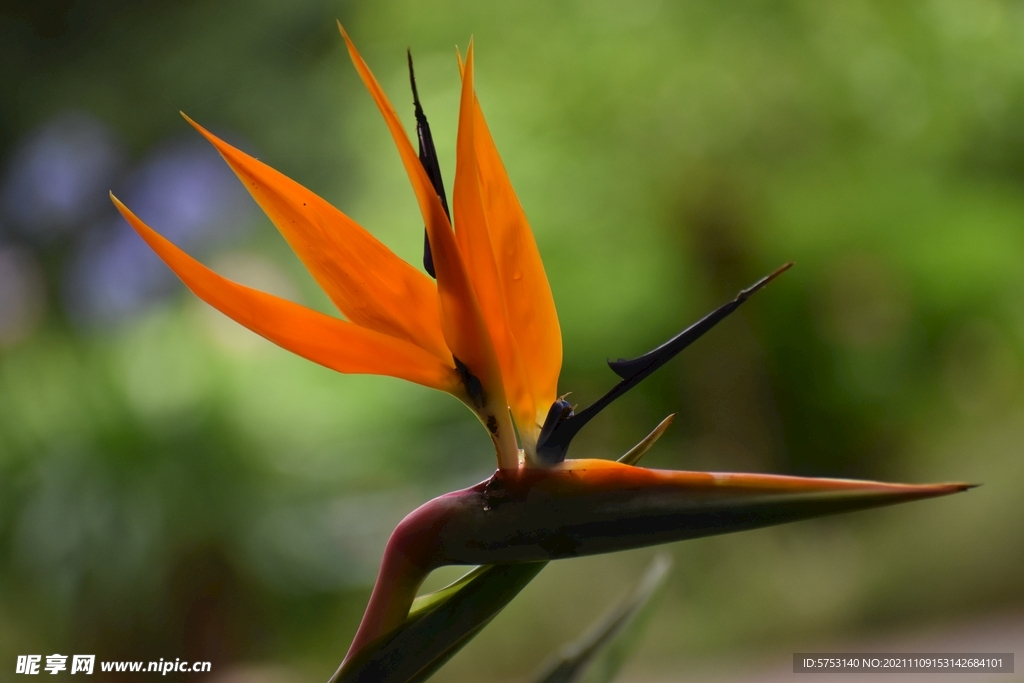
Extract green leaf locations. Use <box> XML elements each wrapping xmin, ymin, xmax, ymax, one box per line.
<box><xmin>331</xmin><ymin>562</ymin><xmax>547</xmax><ymax>683</ymax></box>
<box><xmin>532</xmin><ymin>554</ymin><xmax>671</xmax><ymax>683</ymax></box>
<box><xmin>406</xmin><ymin>564</ymin><xmax>494</xmax><ymax>620</ymax></box>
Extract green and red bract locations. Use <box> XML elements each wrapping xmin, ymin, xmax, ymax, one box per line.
<box><xmin>348</xmin><ymin>459</ymin><xmax>969</xmax><ymax>656</ymax></box>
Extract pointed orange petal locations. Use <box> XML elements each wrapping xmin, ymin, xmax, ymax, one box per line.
<box><xmin>112</xmin><ymin>194</ymin><xmax>461</xmax><ymax>394</ymax></box>
<box><xmin>337</xmin><ymin>24</ymin><xmax>453</xmax><ymax>261</ymax></box>
<box><xmin>453</xmin><ymin>44</ymin><xmax>536</xmax><ymax>449</ymax></box>
<box><xmin>338</xmin><ymin>26</ymin><xmax>519</xmax><ymax>466</ymax></box>
<box><xmin>180</xmin><ymin>115</ymin><xmax>449</xmax><ymax>363</ymax></box>
<box><xmin>472</xmin><ymin>86</ymin><xmax>562</xmax><ymax>437</ymax></box>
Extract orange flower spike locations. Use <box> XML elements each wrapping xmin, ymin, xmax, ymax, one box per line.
<box><xmin>181</xmin><ymin>115</ymin><xmax>449</xmax><ymax>363</ymax></box>
<box><xmin>464</xmin><ymin>58</ymin><xmax>563</xmax><ymax>448</ymax></box>
<box><xmin>473</xmin><ymin>112</ymin><xmax>561</xmax><ymax>443</ymax></box>
<box><xmin>453</xmin><ymin>43</ymin><xmax>538</xmax><ymax>459</ymax></box>
<box><xmin>339</xmin><ymin>25</ymin><xmax>520</xmax><ymax>468</ymax></box>
<box><xmin>111</xmin><ymin>195</ymin><xmax>461</xmax><ymax>393</ymax></box>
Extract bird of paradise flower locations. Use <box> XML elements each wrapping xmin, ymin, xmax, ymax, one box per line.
<box><xmin>111</xmin><ymin>25</ymin><xmax>972</xmax><ymax>683</ymax></box>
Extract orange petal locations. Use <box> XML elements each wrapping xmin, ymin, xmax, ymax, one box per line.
<box><xmin>111</xmin><ymin>194</ymin><xmax>461</xmax><ymax>394</ymax></box>
<box><xmin>181</xmin><ymin>115</ymin><xmax>449</xmax><ymax>364</ymax></box>
<box><xmin>459</xmin><ymin>51</ymin><xmax>563</xmax><ymax>444</ymax></box>
<box><xmin>474</xmin><ymin>101</ymin><xmax>562</xmax><ymax>427</ymax></box>
<box><xmin>338</xmin><ymin>26</ymin><xmax>519</xmax><ymax>467</ymax></box>
<box><xmin>453</xmin><ymin>44</ymin><xmax>536</xmax><ymax>449</ymax></box>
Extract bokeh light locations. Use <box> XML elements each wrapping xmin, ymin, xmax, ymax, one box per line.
<box><xmin>0</xmin><ymin>111</ymin><xmax>123</xmax><ymax>241</ymax></box>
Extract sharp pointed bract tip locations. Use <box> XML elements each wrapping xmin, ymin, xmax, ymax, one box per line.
<box><xmin>908</xmin><ymin>481</ymin><xmax>975</xmax><ymax>492</ymax></box>
<box><xmin>886</xmin><ymin>481</ymin><xmax>976</xmax><ymax>498</ymax></box>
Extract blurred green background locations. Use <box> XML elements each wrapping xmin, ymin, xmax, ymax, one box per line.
<box><xmin>1</xmin><ymin>1</ymin><xmax>1022</xmax><ymax>681</ymax></box>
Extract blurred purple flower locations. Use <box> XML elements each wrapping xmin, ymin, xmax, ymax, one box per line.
<box><xmin>1</xmin><ymin>112</ymin><xmax>124</xmax><ymax>240</ymax></box>
<box><xmin>64</xmin><ymin>134</ymin><xmax>254</xmax><ymax>324</ymax></box>
<box><xmin>64</xmin><ymin>224</ymin><xmax>166</xmax><ymax>324</ymax></box>
<box><xmin>121</xmin><ymin>136</ymin><xmax>252</xmax><ymax>246</ymax></box>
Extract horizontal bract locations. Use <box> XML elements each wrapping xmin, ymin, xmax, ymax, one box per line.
<box><xmin>346</xmin><ymin>459</ymin><xmax>971</xmax><ymax>656</ymax></box>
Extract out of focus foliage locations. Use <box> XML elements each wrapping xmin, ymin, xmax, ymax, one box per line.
<box><xmin>1</xmin><ymin>1</ymin><xmax>1022</xmax><ymax>681</ymax></box>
